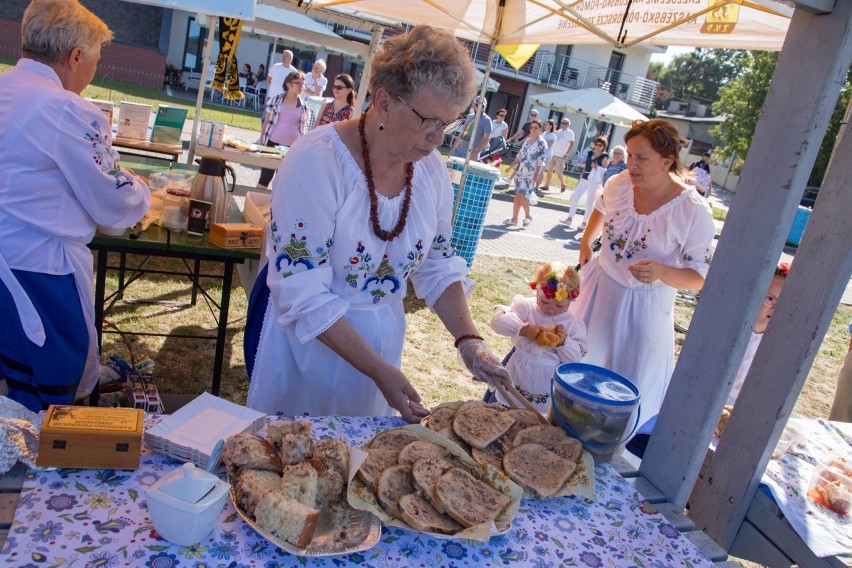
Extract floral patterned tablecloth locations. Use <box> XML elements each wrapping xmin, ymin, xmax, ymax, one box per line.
<box><xmin>0</xmin><ymin>416</ymin><xmax>714</xmax><ymax>567</ymax></box>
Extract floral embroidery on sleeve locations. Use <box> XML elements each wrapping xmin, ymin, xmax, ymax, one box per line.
<box><xmin>84</xmin><ymin>120</ymin><xmax>129</xmax><ymax>188</ymax></box>
<box><xmin>431</xmin><ymin>233</ymin><xmax>455</xmax><ymax>258</ymax></box>
<box><xmin>270</xmin><ymin>219</ymin><xmax>332</xmax><ymax>278</ymax></box>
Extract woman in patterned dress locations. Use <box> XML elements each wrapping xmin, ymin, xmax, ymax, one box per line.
<box><xmin>315</xmin><ymin>74</ymin><xmax>355</xmax><ymax>127</ymax></box>
<box><xmin>569</xmin><ymin>118</ymin><xmax>716</xmax><ymax>419</ymax></box>
<box><xmin>505</xmin><ymin>120</ymin><xmax>548</xmax><ymax>227</ymax></box>
<box><xmin>247</xmin><ymin>26</ymin><xmax>512</xmax><ymax>422</ymax></box>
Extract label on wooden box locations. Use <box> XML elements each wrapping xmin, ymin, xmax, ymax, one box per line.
<box><xmin>37</xmin><ymin>406</ymin><xmax>144</xmax><ymax>470</ymax></box>
<box><xmin>209</xmin><ymin>222</ymin><xmax>262</xmax><ymax>249</ymax></box>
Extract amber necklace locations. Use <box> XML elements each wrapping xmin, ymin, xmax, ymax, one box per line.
<box><xmin>359</xmin><ymin>111</ymin><xmax>413</xmax><ymax>241</ymax></box>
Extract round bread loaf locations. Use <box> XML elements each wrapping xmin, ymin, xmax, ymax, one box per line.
<box><xmin>369</xmin><ymin>428</ymin><xmax>420</xmax><ymax>452</ymax></box>
<box><xmin>434</xmin><ymin>467</ymin><xmax>511</xmax><ymax>528</ymax></box>
<box><xmin>398</xmin><ymin>440</ymin><xmax>450</xmax><ymax>465</ymax></box>
<box><xmin>503</xmin><ymin>443</ymin><xmax>576</xmax><ymax>499</ymax></box>
<box><xmin>376</xmin><ymin>464</ymin><xmax>416</xmax><ymax>521</ymax></box>
<box><xmin>399</xmin><ymin>493</ymin><xmax>463</xmax><ymax>534</ymax></box>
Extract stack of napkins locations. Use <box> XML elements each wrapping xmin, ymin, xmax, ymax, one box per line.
<box><xmin>146</xmin><ymin>393</ymin><xmax>266</xmax><ymax>469</ymax></box>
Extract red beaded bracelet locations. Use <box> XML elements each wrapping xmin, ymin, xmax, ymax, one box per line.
<box><xmin>454</xmin><ymin>334</ymin><xmax>484</xmax><ymax>349</ymax></box>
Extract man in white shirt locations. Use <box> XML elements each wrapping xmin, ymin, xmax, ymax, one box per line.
<box><xmin>304</xmin><ymin>59</ymin><xmax>328</xmax><ymax>97</ymax></box>
<box><xmin>266</xmin><ymin>50</ymin><xmax>298</xmax><ymax>100</ymax></box>
<box><xmin>542</xmin><ymin>118</ymin><xmax>575</xmax><ymax>192</ymax></box>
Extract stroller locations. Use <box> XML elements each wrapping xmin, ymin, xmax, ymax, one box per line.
<box><xmin>480</xmin><ymin>136</ymin><xmax>509</xmax><ymax>169</ymax></box>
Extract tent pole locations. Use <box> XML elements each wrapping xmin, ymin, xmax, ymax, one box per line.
<box><xmin>187</xmin><ymin>17</ymin><xmax>217</xmax><ymax>166</ymax></box>
<box><xmin>353</xmin><ymin>27</ymin><xmax>384</xmax><ymax>119</ymax></box>
<box><xmin>452</xmin><ymin>0</ymin><xmax>506</xmax><ymax>226</ymax></box>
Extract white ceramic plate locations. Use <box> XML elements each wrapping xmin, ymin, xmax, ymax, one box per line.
<box><xmin>229</xmin><ymin>487</ymin><xmax>381</xmax><ymax>557</ymax></box>
<box><xmin>146</xmin><ymin>393</ymin><xmax>265</xmax><ymax>458</ymax></box>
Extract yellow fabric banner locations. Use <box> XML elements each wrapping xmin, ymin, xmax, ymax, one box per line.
<box><xmin>211</xmin><ymin>17</ymin><xmax>244</xmax><ymax>101</ymax></box>
<box><xmin>495</xmin><ymin>44</ymin><xmax>540</xmax><ymax>71</ymax></box>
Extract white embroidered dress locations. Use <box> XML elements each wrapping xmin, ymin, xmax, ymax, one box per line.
<box><xmin>568</xmin><ymin>171</ymin><xmax>715</xmax><ymax>418</ymax></box>
<box><xmin>0</xmin><ymin>59</ymin><xmax>150</xmax><ymax>396</ymax></box>
<box><xmin>491</xmin><ymin>295</ymin><xmax>588</xmax><ymax>414</ymax></box>
<box><xmin>247</xmin><ymin>126</ymin><xmax>471</xmax><ymax>416</ymax></box>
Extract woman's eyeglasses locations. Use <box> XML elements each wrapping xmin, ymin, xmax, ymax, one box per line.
<box><xmin>333</xmin><ymin>84</ymin><xmax>349</xmax><ymax>90</ymax></box>
<box><xmin>397</xmin><ymin>96</ymin><xmax>464</xmax><ymax>134</ymax></box>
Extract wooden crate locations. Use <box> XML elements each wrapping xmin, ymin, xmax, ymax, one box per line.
<box><xmin>208</xmin><ymin>222</ymin><xmax>262</xmax><ymax>249</ymax></box>
<box><xmin>36</xmin><ymin>406</ymin><xmax>143</xmax><ymax>470</ymax></box>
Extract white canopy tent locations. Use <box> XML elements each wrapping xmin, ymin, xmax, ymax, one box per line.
<box><xmin>273</xmin><ymin>1</ymin><xmax>852</xmax><ymax>561</ymax></box>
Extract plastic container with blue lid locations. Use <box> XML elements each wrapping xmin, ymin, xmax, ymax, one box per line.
<box><xmin>548</xmin><ymin>363</ymin><xmax>640</xmax><ymax>463</ymax></box>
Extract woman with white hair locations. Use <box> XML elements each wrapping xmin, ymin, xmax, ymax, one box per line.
<box><xmin>246</xmin><ymin>26</ymin><xmax>512</xmax><ymax>421</ymax></box>
<box><xmin>0</xmin><ymin>0</ymin><xmax>150</xmax><ymax>411</ymax></box>
<box><xmin>304</xmin><ymin>58</ymin><xmax>328</xmax><ymax>97</ymax></box>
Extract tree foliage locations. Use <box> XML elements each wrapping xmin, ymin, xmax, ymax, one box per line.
<box><xmin>657</xmin><ymin>48</ymin><xmax>747</xmax><ymax>104</ymax></box>
<box><xmin>710</xmin><ymin>51</ymin><xmax>850</xmax><ymax>185</ymax></box>
<box><xmin>709</xmin><ymin>51</ymin><xmax>778</xmax><ymax>166</ymax></box>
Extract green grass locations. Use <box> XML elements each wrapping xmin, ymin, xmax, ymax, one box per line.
<box><xmin>0</xmin><ymin>58</ymin><xmax>262</xmax><ymax>131</ymax></box>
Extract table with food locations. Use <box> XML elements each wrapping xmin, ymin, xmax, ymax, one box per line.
<box><xmin>0</xmin><ymin>395</ymin><xmax>715</xmax><ymax>567</ymax></box>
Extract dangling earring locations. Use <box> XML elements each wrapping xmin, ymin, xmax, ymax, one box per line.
<box><xmin>379</xmin><ymin>123</ymin><xmax>384</xmax><ymax>131</ymax></box>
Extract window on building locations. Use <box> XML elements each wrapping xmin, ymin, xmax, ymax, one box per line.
<box><xmin>183</xmin><ymin>17</ymin><xmax>207</xmax><ymax>72</ymax></box>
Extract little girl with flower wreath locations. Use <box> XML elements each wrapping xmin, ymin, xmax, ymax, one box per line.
<box><xmin>490</xmin><ymin>261</ymin><xmax>588</xmax><ymax>414</ymax></box>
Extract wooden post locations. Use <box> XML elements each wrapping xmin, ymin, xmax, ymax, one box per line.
<box><xmin>353</xmin><ymin>28</ymin><xmax>383</xmax><ymax>119</ymax></box>
<box><xmin>640</xmin><ymin>1</ymin><xmax>852</xmax><ymax>544</ymax></box>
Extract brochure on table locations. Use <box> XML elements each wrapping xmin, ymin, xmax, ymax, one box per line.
<box><xmin>117</xmin><ymin>101</ymin><xmax>152</xmax><ymax>140</ymax></box>
<box><xmin>151</xmin><ymin>104</ymin><xmax>188</xmax><ymax>145</ymax></box>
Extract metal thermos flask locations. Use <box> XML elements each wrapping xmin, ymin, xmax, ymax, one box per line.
<box><xmin>189</xmin><ymin>157</ymin><xmax>236</xmax><ymax>229</ymax></box>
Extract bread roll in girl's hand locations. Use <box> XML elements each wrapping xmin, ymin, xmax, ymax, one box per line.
<box><xmin>535</xmin><ymin>324</ymin><xmax>561</xmax><ymax>348</ymax></box>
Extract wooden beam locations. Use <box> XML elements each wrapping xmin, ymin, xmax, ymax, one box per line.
<box><xmin>640</xmin><ymin>0</ymin><xmax>852</xmax><ymax>528</ymax></box>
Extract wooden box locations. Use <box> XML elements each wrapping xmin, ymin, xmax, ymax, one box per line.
<box><xmin>36</xmin><ymin>406</ymin><xmax>144</xmax><ymax>470</ymax></box>
<box><xmin>209</xmin><ymin>222</ymin><xmax>262</xmax><ymax>249</ymax></box>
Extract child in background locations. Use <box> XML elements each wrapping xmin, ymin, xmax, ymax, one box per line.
<box><xmin>490</xmin><ymin>262</ymin><xmax>588</xmax><ymax>414</ymax></box>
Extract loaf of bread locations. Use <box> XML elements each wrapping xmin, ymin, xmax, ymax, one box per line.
<box><xmin>397</xmin><ymin>440</ymin><xmax>450</xmax><ymax>465</ymax></box>
<box><xmin>453</xmin><ymin>407</ymin><xmax>516</xmax><ymax>449</ymax></box>
<box><xmin>233</xmin><ymin>469</ymin><xmax>282</xmax><ymax>516</ymax></box>
<box><xmin>535</xmin><ymin>324</ymin><xmax>562</xmax><ymax>348</ymax></box>
<box><xmin>266</xmin><ymin>419</ymin><xmax>312</xmax><ymax>450</ymax></box>
<box><xmin>434</xmin><ymin>467</ymin><xmax>511</xmax><ymax>528</ymax></box>
<box><xmin>280</xmin><ymin>462</ymin><xmax>318</xmax><ymax>507</ymax></box>
<box><xmin>280</xmin><ymin>433</ymin><xmax>314</xmax><ymax>466</ymax></box>
<box><xmin>399</xmin><ymin>493</ymin><xmax>463</xmax><ymax>534</ymax></box>
<box><xmin>369</xmin><ymin>429</ymin><xmax>420</xmax><ymax>453</ymax></box>
<box><xmin>255</xmin><ymin>493</ymin><xmax>320</xmax><ymax>548</ymax></box>
<box><xmin>503</xmin><ymin>443</ymin><xmax>576</xmax><ymax>498</ymax></box>
<box><xmin>222</xmin><ymin>432</ymin><xmax>283</xmax><ymax>477</ymax></box>
<box><xmin>313</xmin><ymin>438</ymin><xmax>349</xmax><ymax>477</ymax></box>
<box><xmin>376</xmin><ymin>464</ymin><xmax>417</xmax><ymax>521</ymax></box>
<box><xmin>310</xmin><ymin>454</ymin><xmax>346</xmax><ymax>509</ymax></box>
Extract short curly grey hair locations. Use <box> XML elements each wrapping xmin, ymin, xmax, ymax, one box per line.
<box><xmin>22</xmin><ymin>0</ymin><xmax>112</xmax><ymax>64</ymax></box>
<box><xmin>369</xmin><ymin>25</ymin><xmax>476</xmax><ymax>113</ymax></box>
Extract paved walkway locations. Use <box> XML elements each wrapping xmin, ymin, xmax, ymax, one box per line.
<box><xmin>168</xmin><ymin>123</ymin><xmax>851</xmax><ymax>305</ymax></box>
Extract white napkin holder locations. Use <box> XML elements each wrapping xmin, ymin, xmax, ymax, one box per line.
<box><xmin>146</xmin><ymin>463</ymin><xmax>229</xmax><ymax>546</ymax></box>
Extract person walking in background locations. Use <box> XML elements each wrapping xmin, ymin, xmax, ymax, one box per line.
<box><xmin>491</xmin><ymin>262</ymin><xmax>587</xmax><ymax>414</ymax></box>
<box><xmin>687</xmin><ymin>151</ymin><xmax>712</xmax><ymax>197</ymax></box>
<box><xmin>448</xmin><ymin>95</ymin><xmax>492</xmax><ymax>160</ymax></box>
<box><xmin>315</xmin><ymin>74</ymin><xmax>355</xmax><ymax>127</ymax></box>
<box><xmin>570</xmin><ymin>118</ymin><xmax>715</xmax><ymax>421</ymax></box>
<box><xmin>538</xmin><ymin>119</ymin><xmax>557</xmax><ymax>190</ymax></box>
<box><xmin>265</xmin><ymin>49</ymin><xmax>298</xmax><ymax>100</ymax></box>
<box><xmin>561</xmin><ymin>136</ymin><xmax>609</xmax><ymax>231</ymax></box>
<box><xmin>505</xmin><ymin>119</ymin><xmax>547</xmax><ymax>228</ymax></box>
<box><xmin>829</xmin><ymin>320</ymin><xmax>852</xmax><ymax>422</ymax></box>
<box><xmin>602</xmin><ymin>145</ymin><xmax>628</xmax><ymax>185</ymax></box>
<box><xmin>304</xmin><ymin>59</ymin><xmax>328</xmax><ymax>97</ymax></box>
<box><xmin>257</xmin><ymin>71</ymin><xmax>308</xmax><ymax>189</ymax></box>
<box><xmin>482</xmin><ymin>108</ymin><xmax>509</xmax><ymax>165</ymax></box>
<box><xmin>508</xmin><ymin>108</ymin><xmax>539</xmax><ymax>144</ymax></box>
<box><xmin>542</xmin><ymin>118</ymin><xmax>575</xmax><ymax>193</ymax></box>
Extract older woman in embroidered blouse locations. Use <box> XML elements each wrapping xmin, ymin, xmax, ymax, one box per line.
<box><xmin>569</xmin><ymin>118</ymin><xmax>715</xmax><ymax>420</ymax></box>
<box><xmin>0</xmin><ymin>0</ymin><xmax>149</xmax><ymax>412</ymax></box>
<box><xmin>247</xmin><ymin>26</ymin><xmax>512</xmax><ymax>422</ymax></box>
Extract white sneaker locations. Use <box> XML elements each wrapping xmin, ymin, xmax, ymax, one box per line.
<box><xmin>523</xmin><ymin>217</ymin><xmax>532</xmax><ymax>226</ymax></box>
<box><xmin>559</xmin><ymin>219</ymin><xmax>573</xmax><ymax>226</ymax></box>
<box><xmin>503</xmin><ymin>218</ymin><xmax>516</xmax><ymax>226</ymax></box>
<box><xmin>578</xmin><ymin>222</ymin><xmax>587</xmax><ymax>231</ymax></box>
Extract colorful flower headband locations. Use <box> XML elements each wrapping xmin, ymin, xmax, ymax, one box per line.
<box><xmin>775</xmin><ymin>262</ymin><xmax>790</xmax><ymax>278</ymax></box>
<box><xmin>530</xmin><ymin>272</ymin><xmax>579</xmax><ymax>302</ymax></box>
